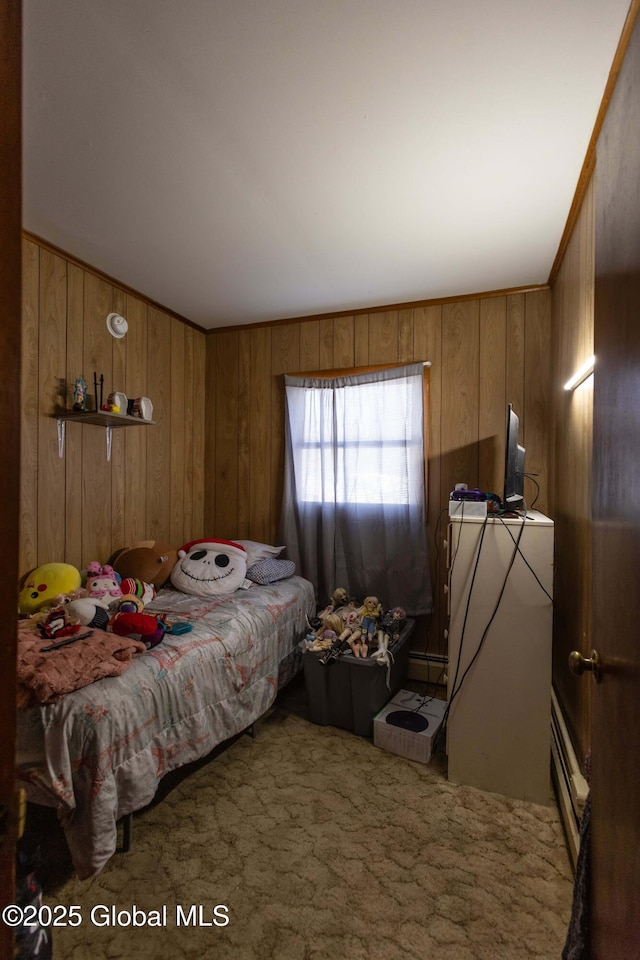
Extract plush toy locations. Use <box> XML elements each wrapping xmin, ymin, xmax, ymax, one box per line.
<box><xmin>116</xmin><ymin>594</ymin><xmax>145</xmax><ymax>614</ymax></box>
<box><xmin>64</xmin><ymin>597</ymin><xmax>111</xmax><ymax>630</ymax></box>
<box><xmin>109</xmin><ymin>612</ymin><xmax>166</xmax><ymax>649</ymax></box>
<box><xmin>37</xmin><ymin>606</ymin><xmax>82</xmax><ymax>640</ymax></box>
<box><xmin>18</xmin><ymin>563</ymin><xmax>82</xmax><ymax>615</ymax></box>
<box><xmin>86</xmin><ymin>563</ymin><xmax>123</xmax><ymax>602</ymax></box>
<box><xmin>109</xmin><ymin>611</ymin><xmax>192</xmax><ymax>648</ymax></box>
<box><xmin>170</xmin><ymin>539</ymin><xmax>248</xmax><ymax>598</ymax></box>
<box><xmin>111</xmin><ymin>540</ymin><xmax>178</xmax><ymax>588</ymax></box>
<box><xmin>119</xmin><ymin>577</ymin><xmax>156</xmax><ymax>605</ymax></box>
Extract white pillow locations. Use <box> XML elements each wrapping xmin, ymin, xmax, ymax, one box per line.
<box><xmin>234</xmin><ymin>540</ymin><xmax>285</xmax><ymax>566</ymax></box>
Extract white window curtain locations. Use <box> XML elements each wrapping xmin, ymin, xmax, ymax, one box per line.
<box><xmin>279</xmin><ymin>363</ymin><xmax>432</xmax><ymax>615</ymax></box>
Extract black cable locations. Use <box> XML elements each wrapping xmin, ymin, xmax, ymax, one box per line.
<box><xmin>434</xmin><ymin>511</ymin><xmax>524</xmax><ymax>750</ymax></box>
<box><xmin>497</xmin><ymin>514</ymin><xmax>554</xmax><ymax>604</ymax></box>
<box><xmin>412</xmin><ymin>693</ymin><xmax>435</xmax><ymax>711</ymax></box>
<box><xmin>524</xmin><ymin>472</ymin><xmax>540</xmax><ymax>508</ymax></box>
<box><xmin>409</xmin><ymin>663</ymin><xmax>447</xmax><ymax>703</ymax></box>
<box><xmin>447</xmin><ymin>513</ymin><xmax>527</xmax><ymax>713</ymax></box>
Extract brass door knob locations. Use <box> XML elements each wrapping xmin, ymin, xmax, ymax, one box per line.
<box><xmin>568</xmin><ymin>649</ymin><xmax>601</xmax><ymax>682</ymax></box>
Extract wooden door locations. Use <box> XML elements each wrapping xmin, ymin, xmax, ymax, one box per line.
<box><xmin>591</xmin><ymin>8</ymin><xmax>640</xmax><ymax>955</ymax></box>
<box><xmin>0</xmin><ymin>2</ymin><xmax>22</xmax><ymax>957</ymax></box>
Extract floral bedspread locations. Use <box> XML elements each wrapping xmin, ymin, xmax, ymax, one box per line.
<box><xmin>16</xmin><ymin>577</ymin><xmax>315</xmax><ymax>878</ymax></box>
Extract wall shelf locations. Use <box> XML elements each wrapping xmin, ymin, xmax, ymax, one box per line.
<box><xmin>56</xmin><ymin>410</ymin><xmax>155</xmax><ymax>461</ymax></box>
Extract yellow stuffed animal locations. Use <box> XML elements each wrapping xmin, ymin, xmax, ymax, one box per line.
<box><xmin>18</xmin><ymin>562</ymin><xmax>82</xmax><ymax>615</ymax></box>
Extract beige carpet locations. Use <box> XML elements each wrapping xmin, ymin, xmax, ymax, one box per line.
<box><xmin>34</xmin><ymin>679</ymin><xmax>574</xmax><ymax>960</ymax></box>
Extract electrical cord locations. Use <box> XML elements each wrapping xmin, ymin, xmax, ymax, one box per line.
<box><xmin>524</xmin><ymin>472</ymin><xmax>540</xmax><ymax>508</ymax></box>
<box><xmin>497</xmin><ymin>514</ymin><xmax>554</xmax><ymax>604</ymax></box>
<box><xmin>434</xmin><ymin>510</ymin><xmax>525</xmax><ymax>749</ymax></box>
<box><xmin>447</xmin><ymin>512</ymin><xmax>527</xmax><ymax>713</ymax></box>
<box><xmin>412</xmin><ymin>693</ymin><xmax>435</xmax><ymax>711</ymax></box>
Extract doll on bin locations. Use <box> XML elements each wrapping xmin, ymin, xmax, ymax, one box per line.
<box><xmin>379</xmin><ymin>606</ymin><xmax>406</xmax><ymax>645</ymax></box>
<box><xmin>338</xmin><ymin>610</ymin><xmax>367</xmax><ymax>657</ymax></box>
<box><xmin>359</xmin><ymin>596</ymin><xmax>382</xmax><ymax>646</ymax></box>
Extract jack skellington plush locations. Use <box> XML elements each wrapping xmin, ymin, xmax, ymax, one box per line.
<box><xmin>170</xmin><ymin>539</ymin><xmax>248</xmax><ymax>598</ymax></box>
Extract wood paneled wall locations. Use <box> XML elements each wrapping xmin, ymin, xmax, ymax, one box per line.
<box><xmin>205</xmin><ymin>289</ymin><xmax>552</xmax><ymax>650</ymax></box>
<box><xmin>19</xmin><ymin>236</ymin><xmax>206</xmax><ymax>577</ymax></box>
<box><xmin>19</xmin><ymin>232</ymin><xmax>554</xmax><ymax>656</ymax></box>
<box><xmin>549</xmin><ymin>179</ymin><xmax>595</xmax><ymax>766</ymax></box>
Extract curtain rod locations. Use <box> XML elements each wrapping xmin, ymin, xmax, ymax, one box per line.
<box><xmin>286</xmin><ymin>360</ymin><xmax>431</xmax><ymax>378</ymax></box>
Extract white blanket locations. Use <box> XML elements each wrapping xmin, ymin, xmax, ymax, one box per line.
<box><xmin>16</xmin><ymin>577</ymin><xmax>315</xmax><ymax>878</ymax></box>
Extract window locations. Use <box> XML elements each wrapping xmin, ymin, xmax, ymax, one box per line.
<box><xmin>279</xmin><ymin>363</ymin><xmax>432</xmax><ymax>615</ymax></box>
<box><xmin>296</xmin><ymin>376</ymin><xmax>424</xmax><ymax>506</ymax></box>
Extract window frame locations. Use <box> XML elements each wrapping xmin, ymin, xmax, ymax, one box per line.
<box><xmin>285</xmin><ymin>361</ymin><xmax>430</xmax><ymax>508</ymax></box>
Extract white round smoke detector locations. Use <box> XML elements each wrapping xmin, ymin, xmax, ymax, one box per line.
<box><xmin>107</xmin><ymin>313</ymin><xmax>129</xmax><ymax>339</ymax></box>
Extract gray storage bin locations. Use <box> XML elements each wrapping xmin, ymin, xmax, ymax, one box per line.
<box><xmin>303</xmin><ymin>619</ymin><xmax>414</xmax><ymax>737</ymax></box>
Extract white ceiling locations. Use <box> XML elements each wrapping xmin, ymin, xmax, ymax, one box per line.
<box><xmin>22</xmin><ymin>0</ymin><xmax>631</xmax><ymax>330</ymax></box>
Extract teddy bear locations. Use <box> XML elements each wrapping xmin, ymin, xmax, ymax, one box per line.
<box><xmin>111</xmin><ymin>540</ymin><xmax>178</xmax><ymax>588</ymax></box>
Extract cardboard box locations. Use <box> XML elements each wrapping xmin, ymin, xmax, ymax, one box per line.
<box><xmin>373</xmin><ymin>690</ymin><xmax>447</xmax><ymax>764</ymax></box>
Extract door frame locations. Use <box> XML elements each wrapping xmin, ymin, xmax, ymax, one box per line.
<box><xmin>0</xmin><ymin>2</ymin><xmax>22</xmax><ymax>956</ymax></box>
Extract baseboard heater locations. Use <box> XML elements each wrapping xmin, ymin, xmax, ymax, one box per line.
<box><xmin>550</xmin><ymin>687</ymin><xmax>588</xmax><ymax>869</ymax></box>
<box><xmin>408</xmin><ymin>651</ymin><xmax>447</xmax><ymax>687</ymax></box>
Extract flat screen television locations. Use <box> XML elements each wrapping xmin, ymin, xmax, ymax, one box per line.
<box><xmin>503</xmin><ymin>403</ymin><xmax>525</xmax><ymax>510</ymax></box>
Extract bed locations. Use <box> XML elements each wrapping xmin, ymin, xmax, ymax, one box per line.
<box><xmin>16</xmin><ymin>575</ymin><xmax>316</xmax><ymax>878</ymax></box>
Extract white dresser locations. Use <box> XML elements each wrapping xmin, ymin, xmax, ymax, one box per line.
<box><xmin>446</xmin><ymin>510</ymin><xmax>554</xmax><ymax>804</ymax></box>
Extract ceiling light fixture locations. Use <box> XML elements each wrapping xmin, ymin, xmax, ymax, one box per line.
<box><xmin>107</xmin><ymin>313</ymin><xmax>129</xmax><ymax>339</ymax></box>
<box><xmin>564</xmin><ymin>355</ymin><xmax>595</xmax><ymax>391</ymax></box>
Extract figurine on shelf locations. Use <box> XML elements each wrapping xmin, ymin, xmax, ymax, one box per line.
<box><xmin>72</xmin><ymin>377</ymin><xmax>88</xmax><ymax>411</ymax></box>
